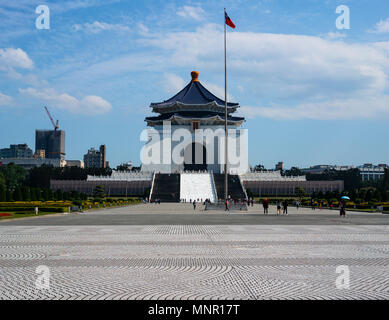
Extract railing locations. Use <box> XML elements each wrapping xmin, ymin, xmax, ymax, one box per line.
<box><xmin>210</xmin><ymin>171</ymin><xmax>218</xmax><ymax>202</ymax></box>
<box><xmin>149</xmin><ymin>172</ymin><xmax>156</xmax><ymax>199</ymax></box>
<box><xmin>238</xmin><ymin>174</ymin><xmax>248</xmax><ymax>200</ymax></box>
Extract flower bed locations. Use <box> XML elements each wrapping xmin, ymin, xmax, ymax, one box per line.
<box><xmin>0</xmin><ymin>213</ymin><xmax>12</xmax><ymax>217</ymax></box>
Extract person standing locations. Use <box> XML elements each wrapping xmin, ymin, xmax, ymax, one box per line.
<box><xmin>263</xmin><ymin>199</ymin><xmax>268</xmax><ymax>215</ymax></box>
<box><xmin>277</xmin><ymin>201</ymin><xmax>282</xmax><ymax>215</ymax></box>
<box><xmin>340</xmin><ymin>200</ymin><xmax>346</xmax><ymax>218</ymax></box>
<box><xmin>283</xmin><ymin>200</ymin><xmax>288</xmax><ymax>215</ymax></box>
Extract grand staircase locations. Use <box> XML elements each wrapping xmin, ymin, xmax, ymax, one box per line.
<box><xmin>213</xmin><ymin>173</ymin><xmax>247</xmax><ymax>201</ymax></box>
<box><xmin>150</xmin><ymin>173</ymin><xmax>246</xmax><ymax>203</ymax></box>
<box><xmin>180</xmin><ymin>172</ymin><xmax>217</xmax><ymax>203</ymax></box>
<box><xmin>150</xmin><ymin>173</ymin><xmax>180</xmax><ymax>202</ymax></box>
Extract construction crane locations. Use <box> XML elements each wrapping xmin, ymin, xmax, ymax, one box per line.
<box><xmin>44</xmin><ymin>106</ymin><xmax>59</xmax><ymax>131</ymax></box>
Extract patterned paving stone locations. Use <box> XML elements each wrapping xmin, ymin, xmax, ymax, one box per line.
<box><xmin>0</xmin><ymin>225</ymin><xmax>388</xmax><ymax>300</ymax></box>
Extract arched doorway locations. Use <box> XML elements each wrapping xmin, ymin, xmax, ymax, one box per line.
<box><xmin>184</xmin><ymin>142</ymin><xmax>207</xmax><ymax>171</ymax></box>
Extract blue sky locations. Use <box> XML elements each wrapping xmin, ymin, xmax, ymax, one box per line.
<box><xmin>1</xmin><ymin>0</ymin><xmax>389</xmax><ymax>169</ymax></box>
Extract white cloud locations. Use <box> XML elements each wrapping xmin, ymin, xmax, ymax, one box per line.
<box><xmin>241</xmin><ymin>95</ymin><xmax>389</xmax><ymax>120</ymax></box>
<box><xmin>0</xmin><ymin>48</ymin><xmax>34</xmax><ymax>70</ymax></box>
<box><xmin>137</xmin><ymin>23</ymin><xmax>149</xmax><ymax>35</ymax></box>
<box><xmin>0</xmin><ymin>92</ymin><xmax>13</xmax><ymax>106</ymax></box>
<box><xmin>43</xmin><ymin>24</ymin><xmax>389</xmax><ymax>120</ymax></box>
<box><xmin>201</xmin><ymin>81</ymin><xmax>236</xmax><ymax>103</ymax></box>
<box><xmin>137</xmin><ymin>24</ymin><xmax>389</xmax><ymax>119</ymax></box>
<box><xmin>162</xmin><ymin>73</ymin><xmax>236</xmax><ymax>102</ymax></box>
<box><xmin>163</xmin><ymin>73</ymin><xmax>185</xmax><ymax>93</ymax></box>
<box><xmin>323</xmin><ymin>32</ymin><xmax>347</xmax><ymax>40</ymax></box>
<box><xmin>72</xmin><ymin>21</ymin><xmax>130</xmax><ymax>33</ymax></box>
<box><xmin>370</xmin><ymin>18</ymin><xmax>389</xmax><ymax>33</ymax></box>
<box><xmin>19</xmin><ymin>87</ymin><xmax>112</xmax><ymax>115</ymax></box>
<box><xmin>177</xmin><ymin>6</ymin><xmax>205</xmax><ymax>21</ymax></box>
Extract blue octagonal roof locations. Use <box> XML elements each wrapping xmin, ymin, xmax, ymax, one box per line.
<box><xmin>150</xmin><ymin>72</ymin><xmax>239</xmax><ymax>108</ymax></box>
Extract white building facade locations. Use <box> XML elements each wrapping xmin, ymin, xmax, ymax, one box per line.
<box><xmin>141</xmin><ymin>71</ymin><xmax>248</xmax><ymax>174</ymax></box>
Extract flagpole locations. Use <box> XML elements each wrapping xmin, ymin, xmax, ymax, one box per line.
<box><xmin>224</xmin><ymin>8</ymin><xmax>228</xmax><ymax>202</ymax></box>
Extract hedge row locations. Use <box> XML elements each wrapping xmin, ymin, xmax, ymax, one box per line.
<box><xmin>0</xmin><ymin>207</ymin><xmax>68</xmax><ymax>213</ymax></box>
<box><xmin>0</xmin><ymin>201</ymin><xmax>72</xmax><ymax>208</ymax></box>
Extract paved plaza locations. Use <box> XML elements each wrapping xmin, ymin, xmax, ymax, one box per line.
<box><xmin>1</xmin><ymin>204</ymin><xmax>389</xmax><ymax>299</ymax></box>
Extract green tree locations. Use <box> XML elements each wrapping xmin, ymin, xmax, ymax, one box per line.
<box><xmin>285</xmin><ymin>167</ymin><xmax>303</xmax><ymax>177</ymax></box>
<box><xmin>47</xmin><ymin>189</ymin><xmax>54</xmax><ymax>201</ymax></box>
<box><xmin>21</xmin><ymin>186</ymin><xmax>31</xmax><ymax>201</ymax></box>
<box><xmin>55</xmin><ymin>189</ymin><xmax>63</xmax><ymax>201</ymax></box>
<box><xmin>253</xmin><ymin>164</ymin><xmax>265</xmax><ymax>171</ymax></box>
<box><xmin>63</xmin><ymin>191</ymin><xmax>71</xmax><ymax>201</ymax></box>
<box><xmin>0</xmin><ymin>184</ymin><xmax>6</xmax><ymax>202</ymax></box>
<box><xmin>382</xmin><ymin>190</ymin><xmax>389</xmax><ymax>202</ymax></box>
<box><xmin>93</xmin><ymin>185</ymin><xmax>105</xmax><ymax>198</ymax></box>
<box><xmin>0</xmin><ymin>163</ymin><xmax>27</xmax><ymax>189</ymax></box>
<box><xmin>0</xmin><ymin>172</ymin><xmax>5</xmax><ymax>189</ymax></box>
<box><xmin>295</xmin><ymin>186</ymin><xmax>306</xmax><ymax>199</ymax></box>
<box><xmin>33</xmin><ymin>188</ymin><xmax>43</xmax><ymax>201</ymax></box>
<box><xmin>70</xmin><ymin>190</ymin><xmax>80</xmax><ymax>200</ymax></box>
<box><xmin>27</xmin><ymin>165</ymin><xmax>56</xmax><ymax>189</ymax></box>
<box><xmin>373</xmin><ymin>189</ymin><xmax>381</xmax><ymax>202</ymax></box>
<box><xmin>42</xmin><ymin>189</ymin><xmax>49</xmax><ymax>201</ymax></box>
<box><xmin>13</xmin><ymin>186</ymin><xmax>22</xmax><ymax>201</ymax></box>
<box><xmin>6</xmin><ymin>189</ymin><xmax>13</xmax><ymax>202</ymax></box>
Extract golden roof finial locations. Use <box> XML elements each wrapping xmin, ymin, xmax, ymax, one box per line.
<box><xmin>191</xmin><ymin>71</ymin><xmax>199</xmax><ymax>82</ymax></box>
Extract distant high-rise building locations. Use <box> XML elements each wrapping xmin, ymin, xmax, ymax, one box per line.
<box><xmin>358</xmin><ymin>163</ymin><xmax>387</xmax><ymax>181</ymax></box>
<box><xmin>0</xmin><ymin>144</ymin><xmax>33</xmax><ymax>159</ymax></box>
<box><xmin>65</xmin><ymin>160</ymin><xmax>85</xmax><ymax>168</ymax></box>
<box><xmin>34</xmin><ymin>149</ymin><xmax>45</xmax><ymax>159</ymax></box>
<box><xmin>275</xmin><ymin>161</ymin><xmax>284</xmax><ymax>171</ymax></box>
<box><xmin>83</xmin><ymin>145</ymin><xmax>107</xmax><ymax>168</ymax></box>
<box><xmin>35</xmin><ymin>130</ymin><xmax>65</xmax><ymax>160</ymax></box>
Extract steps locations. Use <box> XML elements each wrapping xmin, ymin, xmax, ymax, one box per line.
<box><xmin>213</xmin><ymin>174</ymin><xmax>246</xmax><ymax>201</ymax></box>
<box><xmin>150</xmin><ymin>173</ymin><xmax>246</xmax><ymax>203</ymax></box>
<box><xmin>180</xmin><ymin>172</ymin><xmax>217</xmax><ymax>203</ymax></box>
<box><xmin>150</xmin><ymin>173</ymin><xmax>180</xmax><ymax>202</ymax></box>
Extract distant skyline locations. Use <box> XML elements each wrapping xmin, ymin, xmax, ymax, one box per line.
<box><xmin>1</xmin><ymin>0</ymin><xmax>389</xmax><ymax>168</ymax></box>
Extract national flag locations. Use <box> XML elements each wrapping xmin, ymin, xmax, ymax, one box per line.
<box><xmin>225</xmin><ymin>11</ymin><xmax>235</xmax><ymax>29</ymax></box>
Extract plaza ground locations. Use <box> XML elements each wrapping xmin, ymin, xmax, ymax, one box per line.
<box><xmin>0</xmin><ymin>204</ymin><xmax>388</xmax><ymax>299</ymax></box>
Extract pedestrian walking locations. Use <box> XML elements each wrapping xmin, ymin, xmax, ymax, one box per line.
<box><xmin>225</xmin><ymin>199</ymin><xmax>230</xmax><ymax>212</ymax></box>
<box><xmin>296</xmin><ymin>200</ymin><xmax>300</xmax><ymax>211</ymax></box>
<box><xmin>193</xmin><ymin>200</ymin><xmax>196</xmax><ymax>210</ymax></box>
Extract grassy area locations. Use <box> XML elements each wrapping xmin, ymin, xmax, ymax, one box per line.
<box><xmin>0</xmin><ymin>199</ymin><xmax>142</xmax><ymax>220</ymax></box>
<box><xmin>0</xmin><ymin>211</ymin><xmax>60</xmax><ymax>220</ymax></box>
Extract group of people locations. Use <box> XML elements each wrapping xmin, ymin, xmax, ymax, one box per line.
<box><xmin>262</xmin><ymin>198</ymin><xmax>288</xmax><ymax>215</ymax></box>
<box><xmin>276</xmin><ymin>200</ymin><xmax>289</xmax><ymax>215</ymax></box>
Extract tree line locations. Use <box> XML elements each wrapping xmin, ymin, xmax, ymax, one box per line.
<box><xmin>0</xmin><ymin>163</ymin><xmax>110</xmax><ymax>202</ymax></box>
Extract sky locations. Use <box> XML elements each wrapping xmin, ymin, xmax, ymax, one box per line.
<box><xmin>0</xmin><ymin>0</ymin><xmax>389</xmax><ymax>169</ymax></box>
